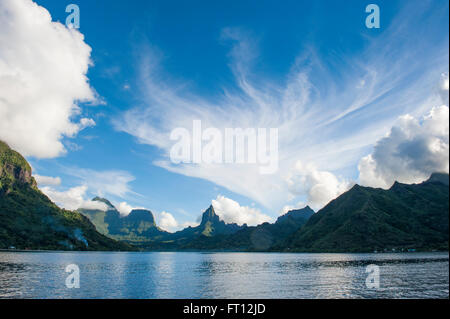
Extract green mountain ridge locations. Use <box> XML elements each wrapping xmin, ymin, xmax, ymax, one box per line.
<box><xmin>184</xmin><ymin>205</ymin><xmax>316</xmax><ymax>251</ymax></box>
<box><xmin>138</xmin><ymin>205</ymin><xmax>314</xmax><ymax>251</ymax></box>
<box><xmin>0</xmin><ymin>141</ymin><xmax>131</xmax><ymax>251</ymax></box>
<box><xmin>1</xmin><ymin>140</ymin><xmax>448</xmax><ymax>253</ymax></box>
<box><xmin>284</xmin><ymin>173</ymin><xmax>449</xmax><ymax>252</ymax></box>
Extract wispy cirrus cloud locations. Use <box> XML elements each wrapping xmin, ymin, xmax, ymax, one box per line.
<box><xmin>62</xmin><ymin>167</ymin><xmax>136</xmax><ymax>198</ymax></box>
<box><xmin>114</xmin><ymin>2</ymin><xmax>448</xmax><ymax>211</ymax></box>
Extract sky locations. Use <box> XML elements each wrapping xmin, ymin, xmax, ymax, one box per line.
<box><xmin>0</xmin><ymin>0</ymin><xmax>448</xmax><ymax>232</ymax></box>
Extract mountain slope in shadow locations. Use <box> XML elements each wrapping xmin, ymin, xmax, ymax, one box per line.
<box><xmin>285</xmin><ymin>173</ymin><xmax>449</xmax><ymax>252</ymax></box>
<box><xmin>142</xmin><ymin>205</ymin><xmax>314</xmax><ymax>251</ymax></box>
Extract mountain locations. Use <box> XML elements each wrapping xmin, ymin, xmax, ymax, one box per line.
<box><xmin>275</xmin><ymin>206</ymin><xmax>315</xmax><ymax>224</ymax></box>
<box><xmin>427</xmin><ymin>172</ymin><xmax>449</xmax><ymax>186</ymax></box>
<box><xmin>285</xmin><ymin>173</ymin><xmax>449</xmax><ymax>252</ymax></box>
<box><xmin>0</xmin><ymin>140</ymin><xmax>130</xmax><ymax>251</ymax></box>
<box><xmin>204</xmin><ymin>206</ymin><xmax>315</xmax><ymax>251</ymax></box>
<box><xmin>176</xmin><ymin>205</ymin><xmax>244</xmax><ymax>237</ymax></box>
<box><xmin>78</xmin><ymin>198</ymin><xmax>168</xmax><ymax>243</ymax></box>
<box><xmin>4</xmin><ymin>138</ymin><xmax>446</xmax><ymax>253</ymax></box>
<box><xmin>141</xmin><ymin>205</ymin><xmax>247</xmax><ymax>250</ymax></box>
<box><xmin>143</xmin><ymin>206</ymin><xmax>314</xmax><ymax>251</ymax></box>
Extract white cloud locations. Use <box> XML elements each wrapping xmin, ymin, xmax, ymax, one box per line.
<box><xmin>279</xmin><ymin>205</ymin><xmax>296</xmax><ymax>215</ymax></box>
<box><xmin>278</xmin><ymin>202</ymin><xmax>307</xmax><ymax>215</ymax></box>
<box><xmin>115</xmin><ymin>4</ymin><xmax>448</xmax><ymax>212</ymax></box>
<box><xmin>38</xmin><ymin>168</ymin><xmax>135</xmax><ymax>212</ymax></box>
<box><xmin>150</xmin><ymin>211</ymin><xmax>199</xmax><ymax>232</ymax></box>
<box><xmin>358</xmin><ymin>105</ymin><xmax>449</xmax><ymax>188</ymax></box>
<box><xmin>0</xmin><ymin>0</ymin><xmax>98</xmax><ymax>158</ymax></box>
<box><xmin>79</xmin><ymin>118</ymin><xmax>96</xmax><ymax>130</ymax></box>
<box><xmin>80</xmin><ymin>199</ymin><xmax>109</xmax><ymax>211</ymax></box>
<box><xmin>212</xmin><ymin>195</ymin><xmax>272</xmax><ymax>226</ymax></box>
<box><xmin>41</xmin><ymin>185</ymin><xmax>108</xmax><ymax>211</ymax></box>
<box><xmin>158</xmin><ymin>211</ymin><xmax>179</xmax><ymax>232</ymax></box>
<box><xmin>64</xmin><ymin>168</ymin><xmax>135</xmax><ymax>198</ymax></box>
<box><xmin>286</xmin><ymin>162</ymin><xmax>351</xmax><ymax>210</ymax></box>
<box><xmin>33</xmin><ymin>174</ymin><xmax>61</xmax><ymax>186</ymax></box>
<box><xmin>180</xmin><ymin>221</ymin><xmax>199</xmax><ymax>229</ymax></box>
<box><xmin>116</xmin><ymin>202</ymin><xmax>134</xmax><ymax>216</ymax></box>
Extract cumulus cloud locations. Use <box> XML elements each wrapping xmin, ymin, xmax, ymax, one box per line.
<box><xmin>41</xmin><ymin>185</ymin><xmax>108</xmax><ymax>211</ymax></box>
<box><xmin>116</xmin><ymin>202</ymin><xmax>134</xmax><ymax>216</ymax></box>
<box><xmin>286</xmin><ymin>162</ymin><xmax>351</xmax><ymax>210</ymax></box>
<box><xmin>212</xmin><ymin>195</ymin><xmax>272</xmax><ymax>226</ymax></box>
<box><xmin>278</xmin><ymin>202</ymin><xmax>307</xmax><ymax>215</ymax></box>
<box><xmin>38</xmin><ymin>168</ymin><xmax>135</xmax><ymax>212</ymax></box>
<box><xmin>33</xmin><ymin>174</ymin><xmax>61</xmax><ymax>186</ymax></box>
<box><xmin>0</xmin><ymin>0</ymin><xmax>98</xmax><ymax>158</ymax></box>
<box><xmin>80</xmin><ymin>199</ymin><xmax>109</xmax><ymax>211</ymax></box>
<box><xmin>181</xmin><ymin>221</ymin><xmax>199</xmax><ymax>229</ymax></box>
<box><xmin>152</xmin><ymin>211</ymin><xmax>199</xmax><ymax>232</ymax></box>
<box><xmin>279</xmin><ymin>205</ymin><xmax>296</xmax><ymax>215</ymax></box>
<box><xmin>358</xmin><ymin>105</ymin><xmax>449</xmax><ymax>188</ymax></box>
<box><xmin>158</xmin><ymin>211</ymin><xmax>179</xmax><ymax>232</ymax></box>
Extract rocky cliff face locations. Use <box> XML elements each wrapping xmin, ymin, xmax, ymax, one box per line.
<box><xmin>1</xmin><ymin>162</ymin><xmax>36</xmax><ymax>185</ymax></box>
<box><xmin>0</xmin><ymin>140</ymin><xmax>37</xmax><ymax>190</ymax></box>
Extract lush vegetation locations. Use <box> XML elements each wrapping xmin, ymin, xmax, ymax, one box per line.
<box><xmin>1</xmin><ymin>140</ymin><xmax>448</xmax><ymax>253</ymax></box>
<box><xmin>284</xmin><ymin>173</ymin><xmax>449</xmax><ymax>252</ymax></box>
<box><xmin>0</xmin><ymin>141</ymin><xmax>131</xmax><ymax>251</ymax></box>
<box><xmin>79</xmin><ymin>175</ymin><xmax>449</xmax><ymax>253</ymax></box>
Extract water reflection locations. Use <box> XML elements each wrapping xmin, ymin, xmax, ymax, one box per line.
<box><xmin>0</xmin><ymin>251</ymin><xmax>448</xmax><ymax>299</ymax></box>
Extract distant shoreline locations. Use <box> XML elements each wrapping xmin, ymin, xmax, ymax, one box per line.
<box><xmin>1</xmin><ymin>248</ymin><xmax>448</xmax><ymax>254</ymax></box>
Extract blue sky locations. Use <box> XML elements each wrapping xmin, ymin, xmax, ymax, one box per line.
<box><xmin>1</xmin><ymin>0</ymin><xmax>448</xmax><ymax>231</ymax></box>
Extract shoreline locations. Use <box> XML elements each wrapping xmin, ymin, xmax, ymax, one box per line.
<box><xmin>1</xmin><ymin>248</ymin><xmax>448</xmax><ymax>254</ymax></box>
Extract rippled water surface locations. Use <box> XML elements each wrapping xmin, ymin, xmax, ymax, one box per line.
<box><xmin>0</xmin><ymin>251</ymin><xmax>448</xmax><ymax>298</ymax></box>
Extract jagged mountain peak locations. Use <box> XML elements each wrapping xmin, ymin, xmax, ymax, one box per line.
<box><xmin>200</xmin><ymin>205</ymin><xmax>220</xmax><ymax>225</ymax></box>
